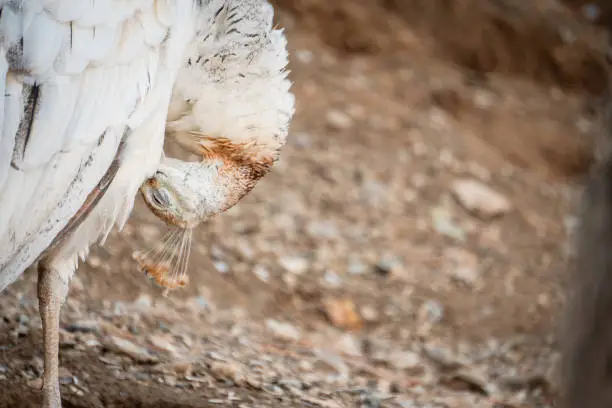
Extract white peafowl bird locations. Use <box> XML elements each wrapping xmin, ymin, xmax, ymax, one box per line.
<box><xmin>0</xmin><ymin>1</ymin><xmax>294</xmax><ymax>407</ymax></box>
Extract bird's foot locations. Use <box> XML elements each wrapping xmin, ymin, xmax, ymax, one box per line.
<box><xmin>38</xmin><ymin>264</ymin><xmax>68</xmax><ymax>408</ymax></box>
<box><xmin>41</xmin><ymin>378</ymin><xmax>62</xmax><ymax>408</ymax></box>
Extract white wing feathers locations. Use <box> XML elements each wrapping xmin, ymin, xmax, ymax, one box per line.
<box><xmin>0</xmin><ymin>1</ymin><xmax>197</xmax><ymax>291</ymax></box>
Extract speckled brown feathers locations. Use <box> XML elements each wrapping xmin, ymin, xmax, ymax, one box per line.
<box><xmin>192</xmin><ymin>134</ymin><xmax>277</xmax><ymax>211</ymax></box>
<box><xmin>199</xmin><ymin>136</ymin><xmax>276</xmax><ymax>177</ymax></box>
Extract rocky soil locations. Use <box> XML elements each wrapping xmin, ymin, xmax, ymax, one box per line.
<box><xmin>1</xmin><ymin>1</ymin><xmax>611</xmax><ymax>407</ymax></box>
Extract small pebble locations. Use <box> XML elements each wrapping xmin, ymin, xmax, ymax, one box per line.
<box><xmin>374</xmin><ymin>255</ymin><xmax>403</xmax><ymax>277</ymax></box>
<box><xmin>423</xmin><ymin>343</ymin><xmax>462</xmax><ymax>369</ymax></box>
<box><xmin>213</xmin><ymin>261</ymin><xmax>230</xmax><ymax>274</ymax></box>
<box><xmin>419</xmin><ymin>299</ymin><xmax>445</xmax><ymax>325</ymax></box>
<box><xmin>133</xmin><ymin>294</ymin><xmax>153</xmax><ymax>309</ymax></box>
<box><xmin>348</xmin><ymin>258</ymin><xmax>367</xmax><ymax>275</ymax></box>
<box><xmin>65</xmin><ymin>319</ymin><xmax>99</xmax><ymax>333</ymax></box>
<box><xmin>582</xmin><ymin>3</ymin><xmax>601</xmax><ymax>21</ymax></box>
<box><xmin>278</xmin><ymin>256</ymin><xmax>309</xmax><ymax>275</ymax></box>
<box><xmin>335</xmin><ymin>333</ymin><xmax>363</xmax><ymax>357</ymax></box>
<box><xmin>265</xmin><ymin>319</ymin><xmax>301</xmax><ymax>341</ymax></box>
<box><xmin>431</xmin><ymin>207</ymin><xmax>466</xmax><ymax>241</ymax></box>
<box><xmin>321</xmin><ymin>270</ymin><xmax>343</xmax><ymax>288</ymax></box>
<box><xmin>451</xmin><ymin>179</ymin><xmax>512</xmax><ymax>220</ymax></box>
<box><xmin>326</xmin><ymin>110</ymin><xmax>353</xmax><ymax>130</ymax></box>
<box><xmin>105</xmin><ymin>335</ymin><xmax>158</xmax><ymax>363</ymax></box>
<box><xmin>210</xmin><ymin>361</ymin><xmax>245</xmax><ymax>385</ymax></box>
<box><xmin>443</xmin><ymin>247</ymin><xmax>481</xmax><ymax>287</ymax></box>
<box><xmin>252</xmin><ymin>264</ymin><xmax>270</xmax><ymax>282</ymax></box>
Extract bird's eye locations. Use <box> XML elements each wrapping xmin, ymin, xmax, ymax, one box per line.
<box><xmin>151</xmin><ymin>188</ymin><xmax>171</xmax><ymax>208</ymax></box>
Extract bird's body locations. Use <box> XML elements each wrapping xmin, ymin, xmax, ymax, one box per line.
<box><xmin>0</xmin><ymin>1</ymin><xmax>294</xmax><ymax>406</ymax></box>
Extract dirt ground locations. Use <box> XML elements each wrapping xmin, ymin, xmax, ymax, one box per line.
<box><xmin>1</xmin><ymin>1</ymin><xmax>610</xmax><ymax>407</ymax></box>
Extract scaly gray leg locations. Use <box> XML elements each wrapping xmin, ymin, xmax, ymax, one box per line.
<box><xmin>37</xmin><ymin>264</ymin><xmax>68</xmax><ymax>408</ymax></box>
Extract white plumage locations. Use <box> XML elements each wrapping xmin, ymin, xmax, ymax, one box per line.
<box><xmin>0</xmin><ymin>1</ymin><xmax>294</xmax><ymax>407</ymax></box>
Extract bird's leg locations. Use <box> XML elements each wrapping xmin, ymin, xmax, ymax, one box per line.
<box><xmin>37</xmin><ymin>264</ymin><xmax>69</xmax><ymax>408</ymax></box>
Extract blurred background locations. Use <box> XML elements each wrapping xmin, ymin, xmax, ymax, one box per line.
<box><xmin>1</xmin><ymin>1</ymin><xmax>611</xmax><ymax>407</ymax></box>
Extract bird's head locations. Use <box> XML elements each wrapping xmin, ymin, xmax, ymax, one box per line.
<box><xmin>139</xmin><ymin>139</ymin><xmax>277</xmax><ymax>229</ymax></box>
<box><xmin>135</xmin><ymin>137</ymin><xmax>282</xmax><ymax>295</ymax></box>
<box><xmin>139</xmin><ymin>165</ymin><xmax>202</xmax><ymax>230</ymax></box>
